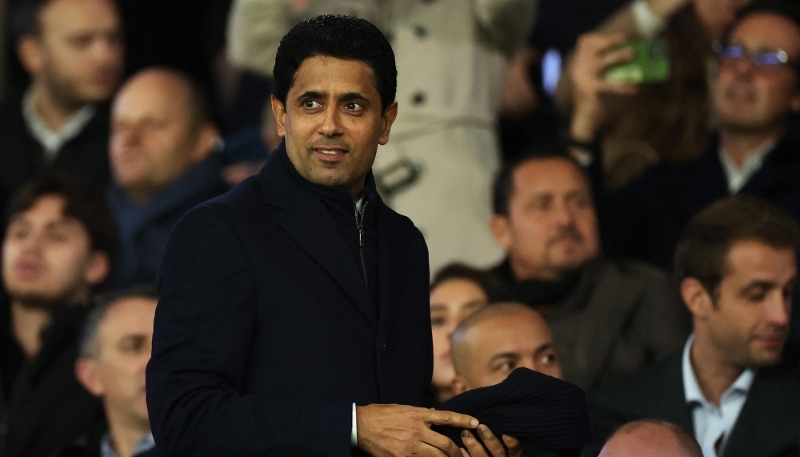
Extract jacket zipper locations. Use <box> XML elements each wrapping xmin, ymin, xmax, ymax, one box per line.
<box><xmin>354</xmin><ymin>201</ymin><xmax>369</xmax><ymax>288</ymax></box>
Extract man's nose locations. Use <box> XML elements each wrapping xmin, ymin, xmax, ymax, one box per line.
<box><xmin>319</xmin><ymin>107</ymin><xmax>344</xmax><ymax>137</ymax></box>
<box><xmin>765</xmin><ymin>293</ymin><xmax>791</xmax><ymax>328</ymax></box>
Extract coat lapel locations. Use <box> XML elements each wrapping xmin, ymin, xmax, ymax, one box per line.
<box><xmin>262</xmin><ymin>143</ymin><xmax>378</xmax><ymax>328</ymax></box>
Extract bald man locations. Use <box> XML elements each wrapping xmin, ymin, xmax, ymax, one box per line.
<box><xmin>451</xmin><ymin>302</ymin><xmax>562</xmax><ymax>394</ymax></box>
<box><xmin>599</xmin><ymin>419</ymin><xmax>702</xmax><ymax>457</ymax></box>
<box><xmin>106</xmin><ymin>68</ymin><xmax>228</xmax><ymax>288</ymax></box>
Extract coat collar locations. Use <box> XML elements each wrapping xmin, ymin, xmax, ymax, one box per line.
<box><xmin>260</xmin><ymin>142</ymin><xmax>384</xmax><ymax>329</ymax></box>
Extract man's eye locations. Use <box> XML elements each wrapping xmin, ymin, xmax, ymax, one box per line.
<box><xmin>499</xmin><ymin>361</ymin><xmax>515</xmax><ymax>371</ymax></box>
<box><xmin>303</xmin><ymin>100</ymin><xmax>321</xmax><ymax>109</ymax></box>
<box><xmin>540</xmin><ymin>352</ymin><xmax>558</xmax><ymax>365</ymax></box>
<box><xmin>344</xmin><ymin>102</ymin><xmax>363</xmax><ymax>111</ymax></box>
<box><xmin>430</xmin><ymin>316</ymin><xmax>445</xmax><ymax>327</ymax></box>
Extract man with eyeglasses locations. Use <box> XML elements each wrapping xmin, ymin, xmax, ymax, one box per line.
<box><xmin>604</xmin><ymin>0</ymin><xmax>800</xmax><ymax>275</ymax></box>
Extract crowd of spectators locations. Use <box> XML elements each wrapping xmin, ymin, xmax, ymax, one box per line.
<box><xmin>0</xmin><ymin>0</ymin><xmax>800</xmax><ymax>455</ymax></box>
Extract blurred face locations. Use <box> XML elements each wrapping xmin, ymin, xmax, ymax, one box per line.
<box><xmin>694</xmin><ymin>0</ymin><xmax>751</xmax><ymax>39</ymax></box>
<box><xmin>27</xmin><ymin>0</ymin><xmax>123</xmax><ymax>106</ymax></box>
<box><xmin>456</xmin><ymin>310</ymin><xmax>561</xmax><ymax>392</ymax></box>
<box><xmin>91</xmin><ymin>298</ymin><xmax>156</xmax><ymax>427</ymax></box>
<box><xmin>703</xmin><ymin>240</ymin><xmax>795</xmax><ymax>368</ymax></box>
<box><xmin>492</xmin><ymin>158</ymin><xmax>599</xmax><ymax>281</ymax></box>
<box><xmin>714</xmin><ymin>13</ymin><xmax>800</xmax><ymax>134</ymax></box>
<box><xmin>272</xmin><ymin>56</ymin><xmax>398</xmax><ymax>199</ymax></box>
<box><xmin>2</xmin><ymin>195</ymin><xmax>104</xmax><ymax>306</ymax></box>
<box><xmin>430</xmin><ymin>278</ymin><xmax>488</xmax><ymax>389</ymax></box>
<box><xmin>111</xmin><ymin>71</ymin><xmax>212</xmax><ymax>202</ymax></box>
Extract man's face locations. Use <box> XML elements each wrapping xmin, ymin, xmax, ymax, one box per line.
<box><xmin>90</xmin><ymin>298</ymin><xmax>156</xmax><ymax>426</ymax></box>
<box><xmin>703</xmin><ymin>240</ymin><xmax>795</xmax><ymax>368</ymax></box>
<box><xmin>456</xmin><ymin>310</ymin><xmax>562</xmax><ymax>392</ymax></box>
<box><xmin>272</xmin><ymin>55</ymin><xmax>398</xmax><ymax>199</ymax></box>
<box><xmin>430</xmin><ymin>278</ymin><xmax>488</xmax><ymax>389</ymax></box>
<box><xmin>492</xmin><ymin>158</ymin><xmax>599</xmax><ymax>281</ymax></box>
<box><xmin>27</xmin><ymin>0</ymin><xmax>123</xmax><ymax>106</ymax></box>
<box><xmin>110</xmin><ymin>72</ymin><xmax>211</xmax><ymax>201</ymax></box>
<box><xmin>714</xmin><ymin>13</ymin><xmax>800</xmax><ymax>134</ymax></box>
<box><xmin>2</xmin><ymin>195</ymin><xmax>105</xmax><ymax>306</ymax></box>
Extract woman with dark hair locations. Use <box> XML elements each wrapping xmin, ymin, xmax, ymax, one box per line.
<box><xmin>427</xmin><ymin>263</ymin><xmax>512</xmax><ymax>405</ymax></box>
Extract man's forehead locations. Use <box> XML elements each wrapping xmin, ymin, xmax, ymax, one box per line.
<box><xmin>723</xmin><ymin>240</ymin><xmax>797</xmax><ymax>281</ymax></box>
<box><xmin>289</xmin><ymin>56</ymin><xmax>379</xmax><ymax>95</ymax></box>
<box><xmin>40</xmin><ymin>0</ymin><xmax>119</xmax><ymax>34</ymax></box>
<box><xmin>730</xmin><ymin>12</ymin><xmax>800</xmax><ymax>53</ymax></box>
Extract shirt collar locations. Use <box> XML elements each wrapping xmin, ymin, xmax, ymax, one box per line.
<box><xmin>718</xmin><ymin>138</ymin><xmax>775</xmax><ymax>194</ymax></box>
<box><xmin>100</xmin><ymin>431</ymin><xmax>156</xmax><ymax>457</ymax></box>
<box><xmin>682</xmin><ymin>334</ymin><xmax>756</xmax><ymax>406</ymax></box>
<box><xmin>22</xmin><ymin>88</ymin><xmax>96</xmax><ymax>163</ymax></box>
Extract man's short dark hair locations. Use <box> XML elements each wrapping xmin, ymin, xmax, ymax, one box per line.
<box><xmin>674</xmin><ymin>196</ymin><xmax>800</xmax><ymax>297</ymax></box>
<box><xmin>431</xmin><ymin>263</ymin><xmax>514</xmax><ymax>303</ymax></box>
<box><xmin>79</xmin><ymin>284</ymin><xmax>159</xmax><ymax>358</ymax></box>
<box><xmin>492</xmin><ymin>148</ymin><xmax>590</xmax><ymax>217</ymax></box>
<box><xmin>272</xmin><ymin>14</ymin><xmax>397</xmax><ymax>112</ymax></box>
<box><xmin>5</xmin><ymin>171</ymin><xmax>117</xmax><ymax>260</ymax></box>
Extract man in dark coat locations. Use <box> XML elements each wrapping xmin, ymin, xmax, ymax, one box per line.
<box><xmin>146</xmin><ymin>15</ymin><xmax>492</xmax><ymax>457</ymax></box>
<box><xmin>605</xmin><ymin>1</ymin><xmax>800</xmax><ymax>271</ymax></box>
<box><xmin>591</xmin><ymin>196</ymin><xmax>800</xmax><ymax>457</ymax></box>
<box><xmin>0</xmin><ymin>0</ymin><xmax>124</xmax><ymax>211</ymax></box>
<box><xmin>105</xmin><ymin>68</ymin><xmax>228</xmax><ymax>289</ymax></box>
<box><xmin>1</xmin><ymin>172</ymin><xmax>117</xmax><ymax>457</ymax></box>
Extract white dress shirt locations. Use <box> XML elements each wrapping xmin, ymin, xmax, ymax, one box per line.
<box><xmin>682</xmin><ymin>335</ymin><xmax>756</xmax><ymax>457</ymax></box>
<box><xmin>22</xmin><ymin>89</ymin><xmax>96</xmax><ymax>163</ymax></box>
<box><xmin>719</xmin><ymin>140</ymin><xmax>775</xmax><ymax>194</ymax></box>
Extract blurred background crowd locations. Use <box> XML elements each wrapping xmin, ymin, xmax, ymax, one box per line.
<box><xmin>1</xmin><ymin>0</ymin><xmax>800</xmax><ymax>455</ymax></box>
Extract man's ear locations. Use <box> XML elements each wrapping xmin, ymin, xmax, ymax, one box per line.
<box><xmin>790</xmin><ymin>89</ymin><xmax>800</xmax><ymax>113</ymax></box>
<box><xmin>17</xmin><ymin>36</ymin><xmax>42</xmax><ymax>76</ymax></box>
<box><xmin>84</xmin><ymin>251</ymin><xmax>110</xmax><ymax>286</ymax></box>
<box><xmin>75</xmin><ymin>358</ymin><xmax>104</xmax><ymax>397</ymax></box>
<box><xmin>451</xmin><ymin>375</ymin><xmax>470</xmax><ymax>396</ymax></box>
<box><xmin>190</xmin><ymin>123</ymin><xmax>221</xmax><ymax>163</ymax></box>
<box><xmin>270</xmin><ymin>95</ymin><xmax>287</xmax><ymax>138</ymax></box>
<box><xmin>378</xmin><ymin>101</ymin><xmax>398</xmax><ymax>146</ymax></box>
<box><xmin>490</xmin><ymin>215</ymin><xmax>512</xmax><ymax>251</ymax></box>
<box><xmin>680</xmin><ymin>277</ymin><xmax>714</xmax><ymax>319</ymax></box>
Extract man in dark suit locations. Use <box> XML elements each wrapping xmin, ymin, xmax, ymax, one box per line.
<box><xmin>145</xmin><ymin>15</ymin><xmax>500</xmax><ymax>457</ymax></box>
<box><xmin>0</xmin><ymin>0</ymin><xmax>124</xmax><ymax>212</ymax></box>
<box><xmin>591</xmin><ymin>196</ymin><xmax>800</xmax><ymax>457</ymax></box>
<box><xmin>605</xmin><ymin>0</ymin><xmax>800</xmax><ymax>271</ymax></box>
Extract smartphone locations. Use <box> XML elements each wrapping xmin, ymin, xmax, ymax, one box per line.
<box><xmin>604</xmin><ymin>38</ymin><xmax>671</xmax><ymax>84</ymax></box>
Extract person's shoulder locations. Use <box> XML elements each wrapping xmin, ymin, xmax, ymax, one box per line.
<box><xmin>607</xmin><ymin>258</ymin><xmax>671</xmax><ymax>283</ymax></box>
<box><xmin>591</xmin><ymin>351</ymin><xmax>682</xmax><ymax>408</ymax></box>
<box><xmin>377</xmin><ymin>200</ymin><xmax>424</xmax><ymax>238</ymax></box>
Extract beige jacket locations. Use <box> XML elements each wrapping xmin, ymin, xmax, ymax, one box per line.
<box><xmin>227</xmin><ymin>0</ymin><xmax>536</xmax><ymax>273</ymax></box>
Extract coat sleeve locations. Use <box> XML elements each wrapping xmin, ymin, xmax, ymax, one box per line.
<box><xmin>145</xmin><ymin>204</ymin><xmax>352</xmax><ymax>456</ymax></box>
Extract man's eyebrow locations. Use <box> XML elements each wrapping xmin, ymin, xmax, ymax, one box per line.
<box><xmin>534</xmin><ymin>343</ymin><xmax>556</xmax><ymax>358</ymax></box>
<box><xmin>430</xmin><ymin>304</ymin><xmax>448</xmax><ymax>312</ymax></box>
<box><xmin>338</xmin><ymin>92</ymin><xmax>369</xmax><ymax>103</ymax></box>
<box><xmin>489</xmin><ymin>352</ymin><xmax>518</xmax><ymax>364</ymax></box>
<box><xmin>296</xmin><ymin>90</ymin><xmax>325</xmax><ymax>101</ymax></box>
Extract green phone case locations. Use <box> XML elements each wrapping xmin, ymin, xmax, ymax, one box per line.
<box><xmin>604</xmin><ymin>38</ymin><xmax>671</xmax><ymax>84</ymax></box>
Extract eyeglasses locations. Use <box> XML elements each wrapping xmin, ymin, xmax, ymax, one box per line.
<box><xmin>714</xmin><ymin>42</ymin><xmax>796</xmax><ymax>72</ymax></box>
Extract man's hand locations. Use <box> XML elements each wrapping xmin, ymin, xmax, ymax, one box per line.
<box><xmin>460</xmin><ymin>425</ymin><xmax>523</xmax><ymax>457</ymax></box>
<box><xmin>356</xmin><ymin>404</ymin><xmax>479</xmax><ymax>457</ymax></box>
<box><xmin>569</xmin><ymin>32</ymin><xmax>638</xmax><ymax>143</ymax></box>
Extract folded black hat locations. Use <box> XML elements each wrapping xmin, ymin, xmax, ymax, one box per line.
<box><xmin>433</xmin><ymin>368</ymin><xmax>591</xmax><ymax>457</ymax></box>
